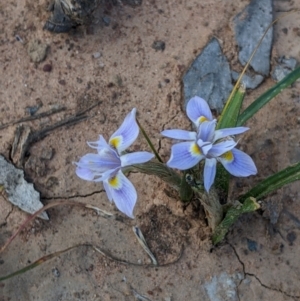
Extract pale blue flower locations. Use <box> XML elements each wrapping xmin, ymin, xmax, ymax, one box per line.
<box><xmin>161</xmin><ymin>96</ymin><xmax>257</xmax><ymax>192</ymax></box>
<box><xmin>75</xmin><ymin>108</ymin><xmax>154</xmax><ymax>218</ymax></box>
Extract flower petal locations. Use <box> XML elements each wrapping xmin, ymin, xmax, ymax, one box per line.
<box><xmin>166</xmin><ymin>141</ymin><xmax>204</xmax><ymax>170</ymax></box>
<box><xmin>104</xmin><ymin>171</ymin><xmax>137</xmax><ymax>218</ymax></box>
<box><xmin>103</xmin><ymin>181</ymin><xmax>113</xmax><ymax>202</ymax></box>
<box><xmin>76</xmin><ymin>166</ymin><xmax>97</xmax><ymax>181</ymax></box>
<box><xmin>208</xmin><ymin>140</ymin><xmax>237</xmax><ymax>157</ymax></box>
<box><xmin>121</xmin><ymin>152</ymin><xmax>154</xmax><ymax>167</ymax></box>
<box><xmin>218</xmin><ymin>148</ymin><xmax>257</xmax><ymax>177</ymax></box>
<box><xmin>197</xmin><ymin>139</ymin><xmax>212</xmax><ymax>156</ymax></box>
<box><xmin>186</xmin><ymin>96</ymin><xmax>213</xmax><ymax>126</ymax></box>
<box><xmin>198</xmin><ymin>119</ymin><xmax>216</xmax><ymax>142</ymax></box>
<box><xmin>161</xmin><ymin>129</ymin><xmax>197</xmax><ymax>141</ymax></box>
<box><xmin>214</xmin><ymin>127</ymin><xmax>249</xmax><ymax>141</ymax></box>
<box><xmin>109</xmin><ymin>108</ymin><xmax>139</xmax><ymax>153</ymax></box>
<box><xmin>75</xmin><ymin>152</ymin><xmax>120</xmax><ymax>181</ymax></box>
<box><xmin>204</xmin><ymin>158</ymin><xmax>217</xmax><ymax>192</ymax></box>
<box><xmin>87</xmin><ymin>135</ymin><xmax>109</xmax><ymax>150</ymax></box>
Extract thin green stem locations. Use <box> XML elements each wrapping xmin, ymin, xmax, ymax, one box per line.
<box><xmin>136</xmin><ymin>117</ymin><xmax>163</xmax><ymax>163</ymax></box>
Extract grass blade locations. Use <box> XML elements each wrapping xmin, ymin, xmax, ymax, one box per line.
<box><xmin>239</xmin><ymin>161</ymin><xmax>300</xmax><ymax>202</ymax></box>
<box><xmin>0</xmin><ymin>244</ymin><xmax>87</xmax><ymax>281</ymax></box>
<box><xmin>237</xmin><ymin>66</ymin><xmax>300</xmax><ymax>126</ymax></box>
<box><xmin>217</xmin><ymin>84</ymin><xmax>246</xmax><ymax>129</ymax></box>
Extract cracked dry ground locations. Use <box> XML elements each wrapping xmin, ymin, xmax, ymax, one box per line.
<box><xmin>1</xmin><ymin>0</ymin><xmax>300</xmax><ymax>300</ymax></box>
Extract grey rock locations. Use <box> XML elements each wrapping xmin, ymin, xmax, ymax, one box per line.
<box><xmin>231</xmin><ymin>70</ymin><xmax>264</xmax><ymax>89</ymax></box>
<box><xmin>233</xmin><ymin>0</ymin><xmax>273</xmax><ymax>76</ymax></box>
<box><xmin>204</xmin><ymin>272</ymin><xmax>243</xmax><ymax>301</ymax></box>
<box><xmin>25</xmin><ymin>105</ymin><xmax>40</xmax><ymax>116</ymax></box>
<box><xmin>272</xmin><ymin>65</ymin><xmax>292</xmax><ymax>82</ymax></box>
<box><xmin>52</xmin><ymin>268</ymin><xmax>60</xmax><ymax>277</ymax></box>
<box><xmin>183</xmin><ymin>38</ymin><xmax>233</xmax><ymax>113</ymax></box>
<box><xmin>280</xmin><ymin>57</ymin><xmax>297</xmax><ymax>70</ymax></box>
<box><xmin>272</xmin><ymin>56</ymin><xmax>298</xmax><ymax>82</ymax></box>
<box><xmin>0</xmin><ymin>155</ymin><xmax>48</xmax><ymax>220</ymax></box>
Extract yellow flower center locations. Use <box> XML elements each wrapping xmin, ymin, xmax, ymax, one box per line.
<box><xmin>222</xmin><ymin>151</ymin><xmax>234</xmax><ymax>161</ymax></box>
<box><xmin>109</xmin><ymin>136</ymin><xmax>121</xmax><ymax>149</ymax></box>
<box><xmin>198</xmin><ymin>116</ymin><xmax>209</xmax><ymax>124</ymax></box>
<box><xmin>191</xmin><ymin>143</ymin><xmax>202</xmax><ymax>155</ymax></box>
<box><xmin>108</xmin><ymin>176</ymin><xmax>120</xmax><ymax>188</ymax></box>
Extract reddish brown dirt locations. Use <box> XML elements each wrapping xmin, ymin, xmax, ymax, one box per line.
<box><xmin>1</xmin><ymin>0</ymin><xmax>300</xmax><ymax>300</ymax></box>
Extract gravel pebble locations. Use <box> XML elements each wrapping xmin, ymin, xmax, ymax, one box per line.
<box><xmin>27</xmin><ymin>39</ymin><xmax>48</xmax><ymax>63</ymax></box>
<box><xmin>43</xmin><ymin>64</ymin><xmax>52</xmax><ymax>72</ymax></box>
<box><xmin>93</xmin><ymin>52</ymin><xmax>101</xmax><ymax>59</ymax></box>
<box><xmin>152</xmin><ymin>40</ymin><xmax>165</xmax><ymax>51</ymax></box>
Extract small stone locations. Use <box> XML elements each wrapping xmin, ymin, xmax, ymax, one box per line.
<box><xmin>43</xmin><ymin>64</ymin><xmax>52</xmax><ymax>72</ymax></box>
<box><xmin>231</xmin><ymin>71</ymin><xmax>264</xmax><ymax>89</ymax></box>
<box><xmin>271</xmin><ymin>57</ymin><xmax>297</xmax><ymax>82</ymax></box>
<box><xmin>25</xmin><ymin>105</ymin><xmax>40</xmax><ymax>116</ymax></box>
<box><xmin>102</xmin><ymin>16</ymin><xmax>111</xmax><ymax>26</ymax></box>
<box><xmin>280</xmin><ymin>57</ymin><xmax>297</xmax><ymax>70</ymax></box>
<box><xmin>41</xmin><ymin>147</ymin><xmax>54</xmax><ymax>160</ymax></box>
<box><xmin>272</xmin><ymin>65</ymin><xmax>291</xmax><ymax>82</ymax></box>
<box><xmin>93</xmin><ymin>52</ymin><xmax>101</xmax><ymax>59</ymax></box>
<box><xmin>287</xmin><ymin>231</ymin><xmax>296</xmax><ymax>245</ymax></box>
<box><xmin>27</xmin><ymin>39</ymin><xmax>48</xmax><ymax>63</ymax></box>
<box><xmin>52</xmin><ymin>268</ymin><xmax>60</xmax><ymax>277</ymax></box>
<box><xmin>58</xmin><ymin>79</ymin><xmax>66</xmax><ymax>85</ymax></box>
<box><xmin>152</xmin><ymin>40</ymin><xmax>165</xmax><ymax>51</ymax></box>
<box><xmin>247</xmin><ymin>238</ymin><xmax>258</xmax><ymax>251</ymax></box>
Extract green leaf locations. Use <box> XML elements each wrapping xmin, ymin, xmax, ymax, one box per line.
<box><xmin>237</xmin><ymin>66</ymin><xmax>300</xmax><ymax>126</ymax></box>
<box><xmin>179</xmin><ymin>171</ymin><xmax>194</xmax><ymax>202</ymax></box>
<box><xmin>217</xmin><ymin>84</ymin><xmax>246</xmax><ymax>129</ymax></box>
<box><xmin>212</xmin><ymin>197</ymin><xmax>260</xmax><ymax>245</ymax></box>
<box><xmin>239</xmin><ymin>161</ymin><xmax>300</xmax><ymax>203</ymax></box>
<box><xmin>214</xmin><ymin>84</ymin><xmax>246</xmax><ymax>201</ymax></box>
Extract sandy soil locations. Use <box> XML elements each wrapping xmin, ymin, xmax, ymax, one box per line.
<box><xmin>1</xmin><ymin>0</ymin><xmax>300</xmax><ymax>300</ymax></box>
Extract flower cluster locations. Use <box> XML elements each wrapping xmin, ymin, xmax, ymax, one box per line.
<box><xmin>161</xmin><ymin>96</ymin><xmax>257</xmax><ymax>191</ymax></box>
<box><xmin>75</xmin><ymin>109</ymin><xmax>154</xmax><ymax>218</ymax></box>
<box><xmin>75</xmin><ymin>97</ymin><xmax>257</xmax><ymax>218</ymax></box>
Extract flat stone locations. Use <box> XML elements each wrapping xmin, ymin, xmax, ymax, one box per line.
<box><xmin>183</xmin><ymin>38</ymin><xmax>233</xmax><ymax>113</ymax></box>
<box><xmin>233</xmin><ymin>0</ymin><xmax>273</xmax><ymax>76</ymax></box>
<box><xmin>280</xmin><ymin>57</ymin><xmax>297</xmax><ymax>70</ymax></box>
<box><xmin>271</xmin><ymin>56</ymin><xmax>298</xmax><ymax>82</ymax></box>
<box><xmin>204</xmin><ymin>272</ymin><xmax>243</xmax><ymax>301</ymax></box>
<box><xmin>231</xmin><ymin>70</ymin><xmax>264</xmax><ymax>89</ymax></box>
<box><xmin>0</xmin><ymin>155</ymin><xmax>49</xmax><ymax>220</ymax></box>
